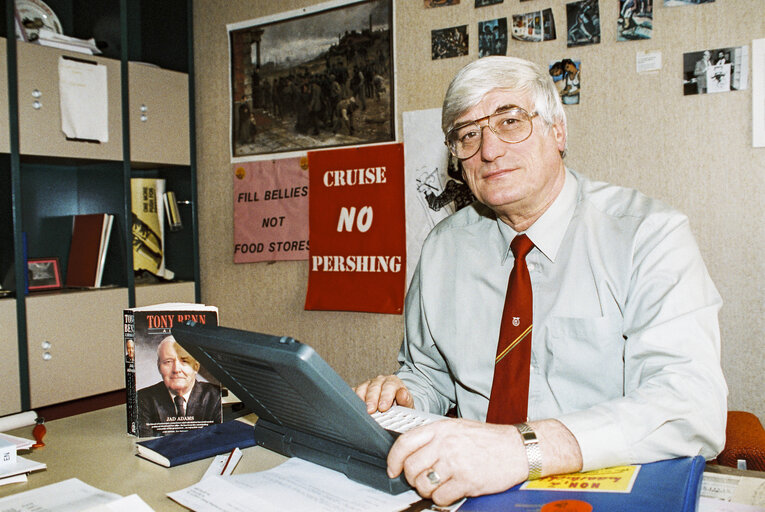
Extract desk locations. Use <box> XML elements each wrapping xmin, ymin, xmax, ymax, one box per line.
<box><xmin>3</xmin><ymin>406</ymin><xmax>764</xmax><ymax>511</ymax></box>
<box><xmin>0</xmin><ymin>405</ymin><xmax>287</xmax><ymax>510</ymax></box>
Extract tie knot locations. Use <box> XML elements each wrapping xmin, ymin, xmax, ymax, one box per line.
<box><xmin>510</xmin><ymin>234</ymin><xmax>534</xmax><ymax>260</ymax></box>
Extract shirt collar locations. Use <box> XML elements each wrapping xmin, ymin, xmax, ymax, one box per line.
<box><xmin>496</xmin><ymin>168</ymin><xmax>578</xmax><ymax>263</ymax></box>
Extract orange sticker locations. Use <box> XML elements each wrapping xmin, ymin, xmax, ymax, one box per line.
<box><xmin>235</xmin><ymin>167</ymin><xmax>246</xmax><ymax>179</ymax></box>
<box><xmin>541</xmin><ymin>500</ymin><xmax>593</xmax><ymax>512</ymax></box>
<box><xmin>299</xmin><ymin>156</ymin><xmax>309</xmax><ymax>170</ymax></box>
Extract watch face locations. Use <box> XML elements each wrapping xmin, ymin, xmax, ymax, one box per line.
<box><xmin>16</xmin><ymin>0</ymin><xmax>63</xmax><ymax>40</ymax></box>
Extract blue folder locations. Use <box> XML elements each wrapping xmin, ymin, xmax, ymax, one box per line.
<box><xmin>460</xmin><ymin>455</ymin><xmax>705</xmax><ymax>512</ymax></box>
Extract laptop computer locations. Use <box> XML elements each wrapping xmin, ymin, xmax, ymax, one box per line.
<box><xmin>171</xmin><ymin>321</ymin><xmax>412</xmax><ymax>494</ymax></box>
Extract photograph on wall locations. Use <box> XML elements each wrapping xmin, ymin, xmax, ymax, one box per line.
<box><xmin>664</xmin><ymin>0</ymin><xmax>713</xmax><ymax>5</ymax></box>
<box><xmin>233</xmin><ymin>157</ymin><xmax>309</xmax><ymax>263</ymax></box>
<box><xmin>432</xmin><ymin>25</ymin><xmax>469</xmax><ymax>60</ymax></box>
<box><xmin>512</xmin><ymin>9</ymin><xmax>556</xmax><ymax>43</ymax></box>
<box><xmin>549</xmin><ymin>59</ymin><xmax>581</xmax><ymax>105</ymax></box>
<box><xmin>617</xmin><ymin>0</ymin><xmax>652</xmax><ymax>41</ymax></box>
<box><xmin>478</xmin><ymin>18</ymin><xmax>508</xmax><ymax>57</ymax></box>
<box><xmin>476</xmin><ymin>0</ymin><xmax>503</xmax><ymax>6</ymax></box>
<box><xmin>683</xmin><ymin>46</ymin><xmax>749</xmax><ymax>96</ymax></box>
<box><xmin>566</xmin><ymin>0</ymin><xmax>600</xmax><ymax>48</ymax></box>
<box><xmin>228</xmin><ymin>0</ymin><xmax>394</xmax><ymax>158</ymax></box>
<box><xmin>425</xmin><ymin>0</ymin><xmax>459</xmax><ymax>7</ymax></box>
<box><xmin>403</xmin><ymin>108</ymin><xmax>475</xmax><ymax>286</ymax></box>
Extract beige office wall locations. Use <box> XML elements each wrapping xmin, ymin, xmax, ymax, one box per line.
<box><xmin>193</xmin><ymin>0</ymin><xmax>765</xmax><ymax>421</ymax></box>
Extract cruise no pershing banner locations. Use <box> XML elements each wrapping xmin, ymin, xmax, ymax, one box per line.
<box><xmin>305</xmin><ymin>143</ymin><xmax>405</xmax><ymax>314</ymax></box>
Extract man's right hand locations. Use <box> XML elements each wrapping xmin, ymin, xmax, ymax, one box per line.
<box><xmin>353</xmin><ymin>374</ymin><xmax>414</xmax><ymax>414</ymax></box>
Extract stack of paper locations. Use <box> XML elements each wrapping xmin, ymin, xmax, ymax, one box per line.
<box><xmin>35</xmin><ymin>28</ymin><xmax>101</xmax><ymax>55</ymax></box>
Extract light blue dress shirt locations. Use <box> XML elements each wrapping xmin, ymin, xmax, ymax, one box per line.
<box><xmin>396</xmin><ymin>169</ymin><xmax>727</xmax><ymax>471</ymax></box>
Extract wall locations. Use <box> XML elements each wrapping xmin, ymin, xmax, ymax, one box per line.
<box><xmin>193</xmin><ymin>0</ymin><xmax>765</xmax><ymax>421</ymax></box>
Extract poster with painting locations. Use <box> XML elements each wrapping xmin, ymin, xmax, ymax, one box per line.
<box><xmin>549</xmin><ymin>59</ymin><xmax>581</xmax><ymax>105</ymax></box>
<box><xmin>228</xmin><ymin>0</ymin><xmax>394</xmax><ymax>158</ymax></box>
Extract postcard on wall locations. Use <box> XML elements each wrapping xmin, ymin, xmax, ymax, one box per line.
<box><xmin>305</xmin><ymin>143</ymin><xmax>406</xmax><ymax>314</ymax></box>
<box><xmin>753</xmin><ymin>39</ymin><xmax>765</xmax><ymax>148</ymax></box>
<box><xmin>550</xmin><ymin>59</ymin><xmax>581</xmax><ymax>105</ymax></box>
<box><xmin>566</xmin><ymin>0</ymin><xmax>600</xmax><ymax>48</ymax></box>
<box><xmin>512</xmin><ymin>8</ymin><xmax>556</xmax><ymax>43</ymax></box>
<box><xmin>683</xmin><ymin>46</ymin><xmax>749</xmax><ymax>96</ymax></box>
<box><xmin>425</xmin><ymin>0</ymin><xmax>459</xmax><ymax>7</ymax></box>
<box><xmin>232</xmin><ymin>157</ymin><xmax>309</xmax><ymax>263</ymax></box>
<box><xmin>403</xmin><ymin>108</ymin><xmax>475</xmax><ymax>287</ymax></box>
<box><xmin>664</xmin><ymin>0</ymin><xmax>713</xmax><ymax>6</ymax></box>
<box><xmin>228</xmin><ymin>0</ymin><xmax>394</xmax><ymax>159</ymax></box>
<box><xmin>478</xmin><ymin>18</ymin><xmax>508</xmax><ymax>57</ymax></box>
<box><xmin>617</xmin><ymin>0</ymin><xmax>652</xmax><ymax>41</ymax></box>
<box><xmin>432</xmin><ymin>25</ymin><xmax>469</xmax><ymax>60</ymax></box>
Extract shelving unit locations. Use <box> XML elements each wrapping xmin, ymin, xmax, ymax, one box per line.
<box><xmin>1</xmin><ymin>0</ymin><xmax>200</xmax><ymax>414</ymax></box>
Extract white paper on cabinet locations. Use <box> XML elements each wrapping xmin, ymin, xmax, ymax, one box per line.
<box><xmin>58</xmin><ymin>56</ymin><xmax>109</xmax><ymax>143</ymax></box>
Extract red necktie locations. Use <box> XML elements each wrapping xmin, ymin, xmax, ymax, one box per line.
<box><xmin>486</xmin><ymin>234</ymin><xmax>534</xmax><ymax>424</ymax></box>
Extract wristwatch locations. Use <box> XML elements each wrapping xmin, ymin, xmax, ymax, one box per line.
<box><xmin>514</xmin><ymin>422</ymin><xmax>542</xmax><ymax>480</ymax></box>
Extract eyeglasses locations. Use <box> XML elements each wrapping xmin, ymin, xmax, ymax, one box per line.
<box><xmin>445</xmin><ymin>106</ymin><xmax>538</xmax><ymax>160</ymax></box>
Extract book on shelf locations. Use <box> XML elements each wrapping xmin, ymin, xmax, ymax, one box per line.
<box><xmin>124</xmin><ymin>303</ymin><xmax>221</xmax><ymax>438</ymax></box>
<box><xmin>65</xmin><ymin>213</ymin><xmax>114</xmax><ymax>288</ymax></box>
<box><xmin>131</xmin><ymin>178</ymin><xmax>174</xmax><ymax>280</ymax></box>
<box><xmin>135</xmin><ymin>419</ymin><xmax>255</xmax><ymax>468</ymax></box>
<box><xmin>460</xmin><ymin>456</ymin><xmax>706</xmax><ymax>512</ymax></box>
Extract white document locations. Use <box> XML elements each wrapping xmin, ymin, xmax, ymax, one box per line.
<box><xmin>83</xmin><ymin>494</ymin><xmax>155</xmax><ymax>512</ymax></box>
<box><xmin>699</xmin><ymin>497</ymin><xmax>765</xmax><ymax>512</ymax></box>
<box><xmin>168</xmin><ymin>457</ymin><xmax>420</xmax><ymax>512</ymax></box>
<box><xmin>0</xmin><ymin>455</ymin><xmax>45</xmax><ymax>479</ymax></box>
<box><xmin>58</xmin><ymin>56</ymin><xmax>109</xmax><ymax>143</ymax></box>
<box><xmin>701</xmin><ymin>472</ymin><xmax>765</xmax><ymax>508</ymax></box>
<box><xmin>0</xmin><ymin>477</ymin><xmax>122</xmax><ymax>511</ymax></box>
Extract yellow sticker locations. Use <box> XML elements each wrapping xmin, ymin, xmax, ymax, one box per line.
<box><xmin>235</xmin><ymin>167</ymin><xmax>246</xmax><ymax>179</ymax></box>
<box><xmin>299</xmin><ymin>156</ymin><xmax>309</xmax><ymax>170</ymax></box>
<box><xmin>522</xmin><ymin>465</ymin><xmax>640</xmax><ymax>493</ymax></box>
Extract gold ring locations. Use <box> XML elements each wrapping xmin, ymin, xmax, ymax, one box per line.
<box><xmin>426</xmin><ymin>469</ymin><xmax>441</xmax><ymax>486</ymax></box>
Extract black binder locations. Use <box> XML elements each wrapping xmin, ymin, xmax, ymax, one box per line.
<box><xmin>172</xmin><ymin>322</ymin><xmax>410</xmax><ymax>494</ymax></box>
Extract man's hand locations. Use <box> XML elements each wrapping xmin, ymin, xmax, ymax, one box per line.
<box><xmin>387</xmin><ymin>419</ymin><xmax>583</xmax><ymax>506</ymax></box>
<box><xmin>387</xmin><ymin>419</ymin><xmax>527</xmax><ymax>506</ymax></box>
<box><xmin>353</xmin><ymin>374</ymin><xmax>414</xmax><ymax>413</ymax></box>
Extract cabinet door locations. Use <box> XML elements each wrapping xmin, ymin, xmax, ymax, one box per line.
<box><xmin>0</xmin><ymin>39</ymin><xmax>8</xmax><ymax>154</ymax></box>
<box><xmin>135</xmin><ymin>281</ymin><xmax>196</xmax><ymax>307</ymax></box>
<box><xmin>16</xmin><ymin>43</ymin><xmax>123</xmax><ymax>161</ymax></box>
<box><xmin>0</xmin><ymin>299</ymin><xmax>21</xmax><ymax>416</ymax></box>
<box><xmin>128</xmin><ymin>62</ymin><xmax>190</xmax><ymax>165</ymax></box>
<box><xmin>26</xmin><ymin>288</ymin><xmax>128</xmax><ymax>408</ymax></box>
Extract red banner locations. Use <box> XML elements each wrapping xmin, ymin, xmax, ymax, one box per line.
<box><xmin>305</xmin><ymin>144</ymin><xmax>406</xmax><ymax>314</ymax></box>
<box><xmin>232</xmin><ymin>158</ymin><xmax>309</xmax><ymax>263</ymax></box>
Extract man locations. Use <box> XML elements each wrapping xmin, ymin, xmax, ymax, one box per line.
<box><xmin>355</xmin><ymin>56</ymin><xmax>726</xmax><ymax>505</ymax></box>
<box><xmin>137</xmin><ymin>336</ymin><xmax>222</xmax><ymax>437</ymax></box>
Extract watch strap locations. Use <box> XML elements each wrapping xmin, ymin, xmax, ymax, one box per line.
<box><xmin>514</xmin><ymin>422</ymin><xmax>542</xmax><ymax>480</ymax></box>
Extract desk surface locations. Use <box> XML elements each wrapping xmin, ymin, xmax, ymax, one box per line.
<box><xmin>0</xmin><ymin>405</ymin><xmax>288</xmax><ymax>511</ymax></box>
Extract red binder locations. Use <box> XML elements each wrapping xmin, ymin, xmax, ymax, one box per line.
<box><xmin>65</xmin><ymin>213</ymin><xmax>113</xmax><ymax>288</ymax></box>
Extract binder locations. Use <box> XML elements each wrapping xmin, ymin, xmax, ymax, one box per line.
<box><xmin>460</xmin><ymin>455</ymin><xmax>706</xmax><ymax>512</ymax></box>
<box><xmin>65</xmin><ymin>213</ymin><xmax>113</xmax><ymax>288</ymax></box>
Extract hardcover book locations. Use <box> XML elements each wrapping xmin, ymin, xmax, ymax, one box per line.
<box><xmin>65</xmin><ymin>213</ymin><xmax>114</xmax><ymax>288</ymax></box>
<box><xmin>460</xmin><ymin>456</ymin><xmax>706</xmax><ymax>512</ymax></box>
<box><xmin>135</xmin><ymin>419</ymin><xmax>255</xmax><ymax>467</ymax></box>
<box><xmin>124</xmin><ymin>303</ymin><xmax>221</xmax><ymax>438</ymax></box>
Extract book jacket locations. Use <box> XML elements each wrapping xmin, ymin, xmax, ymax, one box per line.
<box><xmin>124</xmin><ymin>303</ymin><xmax>221</xmax><ymax>437</ymax></box>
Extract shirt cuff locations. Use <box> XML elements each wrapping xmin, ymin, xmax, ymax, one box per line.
<box><xmin>555</xmin><ymin>408</ymin><xmax>632</xmax><ymax>471</ymax></box>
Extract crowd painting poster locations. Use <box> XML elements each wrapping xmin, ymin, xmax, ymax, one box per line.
<box><xmin>232</xmin><ymin>157</ymin><xmax>309</xmax><ymax>263</ymax></box>
<box><xmin>305</xmin><ymin>143</ymin><xmax>405</xmax><ymax>314</ymax></box>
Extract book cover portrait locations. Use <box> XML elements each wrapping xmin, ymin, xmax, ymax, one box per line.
<box><xmin>125</xmin><ymin>304</ymin><xmax>221</xmax><ymax>437</ymax></box>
